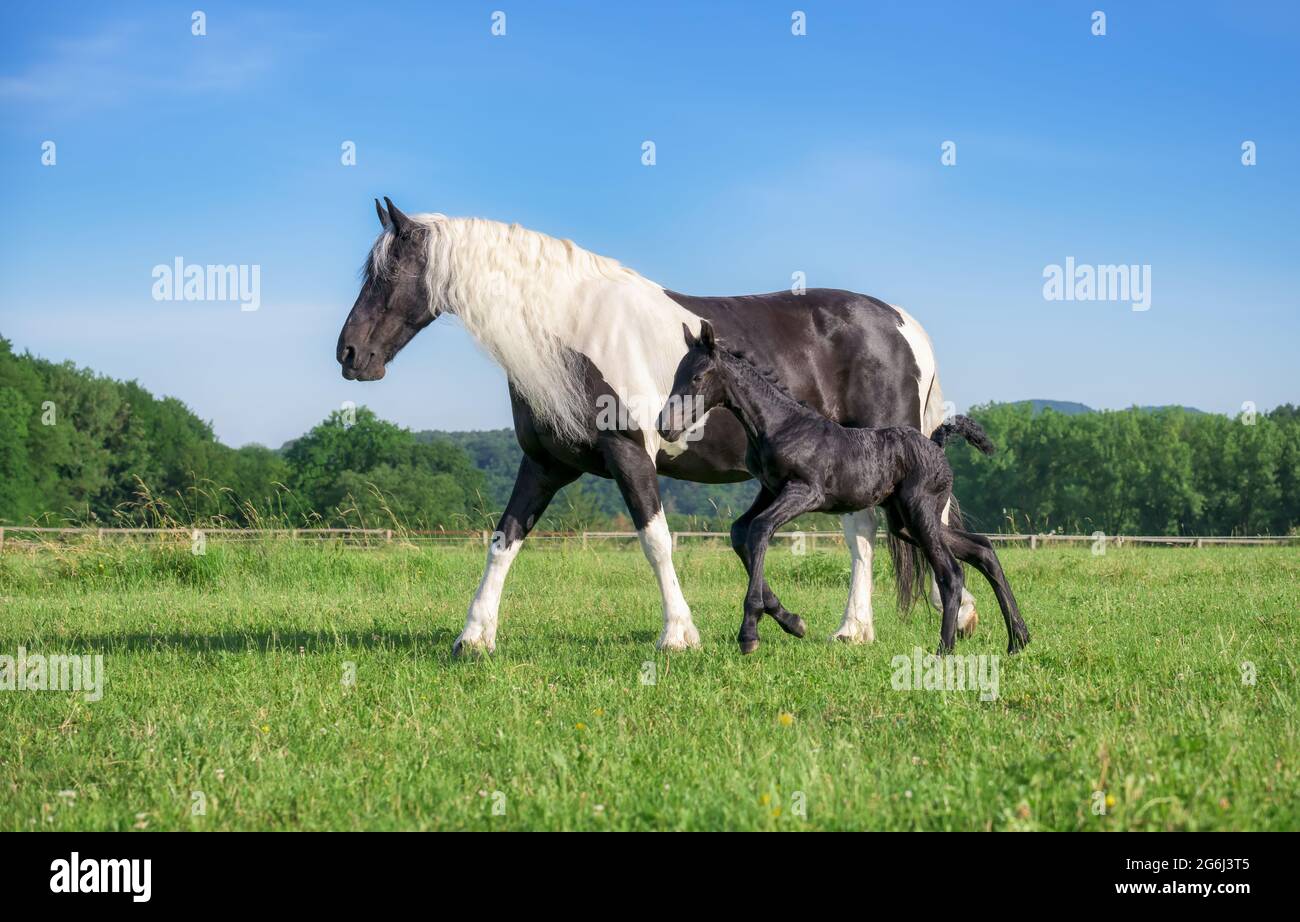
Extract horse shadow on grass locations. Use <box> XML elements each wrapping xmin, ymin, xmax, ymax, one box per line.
<box><xmin>40</xmin><ymin>627</ymin><xmax>460</xmax><ymax>658</ymax></box>
<box><xmin>28</xmin><ymin>626</ymin><xmax>715</xmax><ymax>661</ymax></box>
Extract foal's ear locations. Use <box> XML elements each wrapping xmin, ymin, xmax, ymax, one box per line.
<box><xmin>698</xmin><ymin>319</ymin><xmax>717</xmax><ymax>353</ymax></box>
<box><xmin>374</xmin><ymin>198</ymin><xmax>390</xmax><ymax>230</ymax></box>
<box><xmin>682</xmin><ymin>322</ymin><xmax>697</xmax><ymax>348</ymax></box>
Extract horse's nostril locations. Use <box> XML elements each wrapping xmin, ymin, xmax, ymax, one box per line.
<box><xmin>341</xmin><ymin>345</ymin><xmax>356</xmax><ymax>366</ymax></box>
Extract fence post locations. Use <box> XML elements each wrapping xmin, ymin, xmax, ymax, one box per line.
<box><xmin>482</xmin><ymin>530</ymin><xmax>490</xmax><ymax>547</ymax></box>
<box><xmin>386</xmin><ymin>529</ymin><xmax>393</xmax><ymax>544</ymax></box>
<box><xmin>582</xmin><ymin>531</ymin><xmax>588</xmax><ymax>551</ymax></box>
<box><xmin>1029</xmin><ymin>534</ymin><xmax>1037</xmax><ymax>550</ymax></box>
<box><xmin>0</xmin><ymin>527</ymin><xmax>5</xmax><ymax>551</ymax></box>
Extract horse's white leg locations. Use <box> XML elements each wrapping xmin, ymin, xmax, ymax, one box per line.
<box><xmin>452</xmin><ymin>456</ymin><xmax>578</xmax><ymax>657</ymax></box>
<box><xmin>455</xmin><ymin>535</ymin><xmax>521</xmax><ymax>654</ymax></box>
<box><xmin>832</xmin><ymin>507</ymin><xmax>877</xmax><ymax>643</ymax></box>
<box><xmin>639</xmin><ymin>511</ymin><xmax>702</xmax><ymax>651</ymax></box>
<box><xmin>932</xmin><ymin>498</ymin><xmax>978</xmax><ymax>636</ymax></box>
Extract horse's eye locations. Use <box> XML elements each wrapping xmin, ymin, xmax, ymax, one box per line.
<box><xmin>691</xmin><ymin>374</ymin><xmax>703</xmax><ymax>385</ymax></box>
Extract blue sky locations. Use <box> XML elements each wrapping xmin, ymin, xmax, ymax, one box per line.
<box><xmin>2</xmin><ymin>1</ymin><xmax>1297</xmax><ymax>447</ymax></box>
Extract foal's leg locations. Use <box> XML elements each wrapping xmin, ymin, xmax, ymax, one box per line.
<box><xmin>833</xmin><ymin>507</ymin><xmax>877</xmax><ymax>644</ymax></box>
<box><xmin>927</xmin><ymin>497</ymin><xmax>980</xmax><ymax>637</ymax></box>
<box><xmin>454</xmin><ymin>455</ymin><xmax>580</xmax><ymax>656</ymax></box>
<box><xmin>604</xmin><ymin>439</ymin><xmax>701</xmax><ymax>651</ymax></box>
<box><xmin>740</xmin><ymin>483</ymin><xmax>821</xmax><ymax>654</ymax></box>
<box><xmin>732</xmin><ymin>488</ymin><xmax>806</xmax><ymax>638</ymax></box>
<box><xmin>943</xmin><ymin>528</ymin><xmax>1031</xmax><ymax>653</ymax></box>
<box><xmin>901</xmin><ymin>493</ymin><xmax>965</xmax><ymax>655</ymax></box>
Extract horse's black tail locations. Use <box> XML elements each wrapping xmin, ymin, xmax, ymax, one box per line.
<box><xmin>887</xmin><ymin>529</ymin><xmax>928</xmax><ymax>618</ymax></box>
<box><xmin>932</xmin><ymin>415</ymin><xmax>996</xmax><ymax>455</ymax></box>
<box><xmin>887</xmin><ymin>494</ymin><xmax>970</xmax><ymax>617</ymax></box>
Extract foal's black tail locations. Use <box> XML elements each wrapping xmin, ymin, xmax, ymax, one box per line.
<box><xmin>888</xmin><ymin>416</ymin><xmax>991</xmax><ymax>616</ymax></box>
<box><xmin>932</xmin><ymin>415</ymin><xmax>996</xmax><ymax>455</ymax></box>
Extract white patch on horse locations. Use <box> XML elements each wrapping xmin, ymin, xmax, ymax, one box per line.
<box><xmin>889</xmin><ymin>303</ymin><xmax>941</xmax><ymax>434</ymax></box>
<box><xmin>565</xmin><ymin>281</ymin><xmax>704</xmax><ymax>460</ymax></box>
<box><xmin>833</xmin><ymin>508</ymin><xmax>877</xmax><ymax>644</ymax></box>
<box><xmin>637</xmin><ymin>511</ymin><xmax>701</xmax><ymax>650</ymax></box>
<box><xmin>455</xmin><ymin>536</ymin><xmax>522</xmax><ymax>653</ymax></box>
<box><xmin>660</xmin><ymin>409</ymin><xmax>712</xmax><ymax>458</ymax></box>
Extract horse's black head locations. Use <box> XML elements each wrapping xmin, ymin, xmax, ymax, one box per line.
<box><xmin>659</xmin><ymin>319</ymin><xmax>724</xmax><ymax>442</ymax></box>
<box><xmin>337</xmin><ymin>197</ymin><xmax>438</xmax><ymax>381</ymax></box>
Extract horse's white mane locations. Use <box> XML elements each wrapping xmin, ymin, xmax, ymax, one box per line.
<box><xmin>368</xmin><ymin>214</ymin><xmax>665</xmax><ymax>443</ymax></box>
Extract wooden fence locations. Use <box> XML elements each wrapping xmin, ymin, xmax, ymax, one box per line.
<box><xmin>0</xmin><ymin>526</ymin><xmax>1292</xmax><ymax>552</ymax></box>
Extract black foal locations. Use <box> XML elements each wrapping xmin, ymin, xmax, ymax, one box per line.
<box><xmin>658</xmin><ymin>320</ymin><xmax>1030</xmax><ymax>656</ymax></box>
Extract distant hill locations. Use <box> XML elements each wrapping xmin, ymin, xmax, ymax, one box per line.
<box><xmin>1013</xmin><ymin>399</ymin><xmax>1094</xmax><ymax>415</ymax></box>
<box><xmin>1002</xmin><ymin>400</ymin><xmax>1207</xmax><ymax>416</ymax></box>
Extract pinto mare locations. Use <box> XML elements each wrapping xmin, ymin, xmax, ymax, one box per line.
<box><xmin>335</xmin><ymin>198</ymin><xmax>979</xmax><ymax>654</ymax></box>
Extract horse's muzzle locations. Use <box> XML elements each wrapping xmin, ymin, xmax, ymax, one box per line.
<box><xmin>339</xmin><ymin>345</ymin><xmax>386</xmax><ymax>381</ymax></box>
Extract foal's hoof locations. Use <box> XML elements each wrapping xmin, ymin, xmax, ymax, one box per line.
<box><xmin>738</xmin><ymin>638</ymin><xmax>760</xmax><ymax>655</ymax></box>
<box><xmin>957</xmin><ymin>607</ymin><xmax>979</xmax><ymax>639</ymax></box>
<box><xmin>1008</xmin><ymin>628</ymin><xmax>1031</xmax><ymax>655</ymax></box>
<box><xmin>771</xmin><ymin>609</ymin><xmax>807</xmax><ymax>639</ymax></box>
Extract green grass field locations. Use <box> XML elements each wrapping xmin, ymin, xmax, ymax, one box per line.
<box><xmin>1</xmin><ymin>539</ymin><xmax>1296</xmax><ymax>831</ymax></box>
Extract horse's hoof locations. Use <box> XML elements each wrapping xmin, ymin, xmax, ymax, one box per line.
<box><xmin>831</xmin><ymin>625</ymin><xmax>875</xmax><ymax>645</ymax></box>
<box><xmin>452</xmin><ymin>636</ymin><xmax>493</xmax><ymax>658</ymax></box>
<box><xmin>1008</xmin><ymin>629</ymin><xmax>1031</xmax><ymax>654</ymax></box>
<box><xmin>657</xmin><ymin>622</ymin><xmax>702</xmax><ymax>651</ymax></box>
<box><xmin>738</xmin><ymin>638</ymin><xmax>760</xmax><ymax>655</ymax></box>
<box><xmin>957</xmin><ymin>607</ymin><xmax>979</xmax><ymax>639</ymax></box>
<box><xmin>772</xmin><ymin>610</ymin><xmax>806</xmax><ymax>638</ymax></box>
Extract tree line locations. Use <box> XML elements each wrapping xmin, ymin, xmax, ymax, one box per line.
<box><xmin>0</xmin><ymin>338</ymin><xmax>485</xmax><ymax>528</ymax></box>
<box><xmin>944</xmin><ymin>401</ymin><xmax>1299</xmax><ymax>536</ymax></box>
<box><xmin>1</xmin><ymin>338</ymin><xmax>1295</xmax><ymax>535</ymax></box>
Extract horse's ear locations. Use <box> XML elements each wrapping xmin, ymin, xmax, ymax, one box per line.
<box><xmin>375</xmin><ymin>198</ymin><xmax>390</xmax><ymax>229</ymax></box>
<box><xmin>383</xmin><ymin>197</ymin><xmax>410</xmax><ymax>233</ymax></box>
<box><xmin>699</xmin><ymin>319</ymin><xmax>717</xmax><ymax>353</ymax></box>
<box><xmin>682</xmin><ymin>322</ymin><xmax>697</xmax><ymax>348</ymax></box>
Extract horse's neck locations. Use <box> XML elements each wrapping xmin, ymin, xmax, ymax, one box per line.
<box><xmin>721</xmin><ymin>355</ymin><xmax>811</xmax><ymax>445</ymax></box>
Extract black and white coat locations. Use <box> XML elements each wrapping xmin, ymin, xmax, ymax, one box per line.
<box><xmin>336</xmin><ymin>200</ymin><xmax>978</xmax><ymax>654</ymax></box>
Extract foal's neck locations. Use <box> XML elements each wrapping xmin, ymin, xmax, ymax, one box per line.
<box><xmin>719</xmin><ymin>351</ymin><xmax>818</xmax><ymax>446</ymax></box>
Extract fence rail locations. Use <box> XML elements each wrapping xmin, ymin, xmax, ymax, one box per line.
<box><xmin>0</xmin><ymin>526</ymin><xmax>1292</xmax><ymax>551</ymax></box>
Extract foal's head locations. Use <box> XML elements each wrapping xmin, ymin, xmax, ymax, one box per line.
<box><xmin>337</xmin><ymin>198</ymin><xmax>438</xmax><ymax>381</ymax></box>
<box><xmin>658</xmin><ymin>320</ymin><xmax>726</xmax><ymax>442</ymax></box>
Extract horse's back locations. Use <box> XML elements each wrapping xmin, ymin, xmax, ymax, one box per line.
<box><xmin>665</xmin><ymin>288</ymin><xmax>935</xmax><ymax>431</ymax></box>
